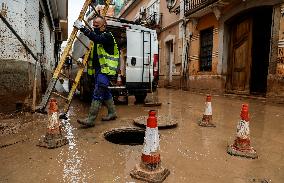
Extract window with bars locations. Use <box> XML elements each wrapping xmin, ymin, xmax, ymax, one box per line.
<box><xmin>199</xmin><ymin>27</ymin><xmax>213</xmax><ymax>71</ymax></box>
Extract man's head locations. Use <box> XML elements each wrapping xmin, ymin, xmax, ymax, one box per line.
<box><xmin>93</xmin><ymin>16</ymin><xmax>106</xmax><ymax>32</ymax></box>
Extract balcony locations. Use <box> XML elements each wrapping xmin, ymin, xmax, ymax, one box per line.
<box><xmin>144</xmin><ymin>12</ymin><xmax>162</xmax><ymax>29</ymax></box>
<box><xmin>184</xmin><ymin>0</ymin><xmax>219</xmax><ymax>17</ymax></box>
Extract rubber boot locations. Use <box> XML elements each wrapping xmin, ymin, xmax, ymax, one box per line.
<box><xmin>102</xmin><ymin>98</ymin><xmax>117</xmax><ymax>121</ymax></box>
<box><xmin>77</xmin><ymin>100</ymin><xmax>101</xmax><ymax>127</ymax></box>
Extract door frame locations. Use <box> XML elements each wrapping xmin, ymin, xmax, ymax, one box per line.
<box><xmin>164</xmin><ymin>35</ymin><xmax>175</xmax><ymax>84</ymax></box>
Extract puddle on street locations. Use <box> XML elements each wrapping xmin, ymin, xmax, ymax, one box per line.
<box><xmin>0</xmin><ymin>88</ymin><xmax>283</xmax><ymax>182</ymax></box>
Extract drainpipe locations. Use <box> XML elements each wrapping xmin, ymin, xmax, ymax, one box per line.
<box><xmin>180</xmin><ymin>0</ymin><xmax>188</xmax><ymax>89</ymax></box>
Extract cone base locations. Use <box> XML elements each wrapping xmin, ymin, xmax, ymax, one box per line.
<box><xmin>130</xmin><ymin>163</ymin><xmax>170</xmax><ymax>183</ymax></box>
<box><xmin>227</xmin><ymin>145</ymin><xmax>258</xmax><ymax>159</ymax></box>
<box><xmin>198</xmin><ymin>120</ymin><xmax>216</xmax><ymax>127</ymax></box>
<box><xmin>38</xmin><ymin>133</ymin><xmax>68</xmax><ymax>149</ymax></box>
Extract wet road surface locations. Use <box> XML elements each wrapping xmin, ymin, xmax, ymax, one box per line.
<box><xmin>0</xmin><ymin>88</ymin><xmax>283</xmax><ymax>183</ymax></box>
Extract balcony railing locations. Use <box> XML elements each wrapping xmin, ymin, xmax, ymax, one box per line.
<box><xmin>184</xmin><ymin>0</ymin><xmax>219</xmax><ymax>16</ymax></box>
<box><xmin>145</xmin><ymin>12</ymin><xmax>162</xmax><ymax>28</ymax></box>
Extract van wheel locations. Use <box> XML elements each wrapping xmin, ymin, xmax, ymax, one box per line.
<box><xmin>135</xmin><ymin>94</ymin><xmax>146</xmax><ymax>104</ymax></box>
<box><xmin>114</xmin><ymin>95</ymin><xmax>128</xmax><ymax>105</ymax></box>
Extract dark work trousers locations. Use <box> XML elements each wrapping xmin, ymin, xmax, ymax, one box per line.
<box><xmin>92</xmin><ymin>73</ymin><xmax>112</xmax><ymax>101</ymax></box>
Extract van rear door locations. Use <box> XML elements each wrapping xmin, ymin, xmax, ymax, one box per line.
<box><xmin>126</xmin><ymin>28</ymin><xmax>152</xmax><ymax>85</ymax></box>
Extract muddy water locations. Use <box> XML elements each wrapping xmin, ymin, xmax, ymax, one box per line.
<box><xmin>0</xmin><ymin>88</ymin><xmax>283</xmax><ymax>183</ymax></box>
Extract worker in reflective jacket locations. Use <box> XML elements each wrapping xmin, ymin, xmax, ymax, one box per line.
<box><xmin>74</xmin><ymin>16</ymin><xmax>119</xmax><ymax>127</ymax></box>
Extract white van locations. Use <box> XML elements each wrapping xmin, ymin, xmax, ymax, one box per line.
<box><xmin>72</xmin><ymin>18</ymin><xmax>159</xmax><ymax>104</ymax></box>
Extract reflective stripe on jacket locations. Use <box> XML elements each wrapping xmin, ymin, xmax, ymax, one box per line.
<box><xmin>88</xmin><ymin>42</ymin><xmax>95</xmax><ymax>75</ymax></box>
<box><xmin>97</xmin><ymin>33</ymin><xmax>119</xmax><ymax>76</ymax></box>
<box><xmin>88</xmin><ymin>33</ymin><xmax>119</xmax><ymax>76</ymax></box>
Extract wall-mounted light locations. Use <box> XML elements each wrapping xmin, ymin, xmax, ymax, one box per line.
<box><xmin>166</xmin><ymin>0</ymin><xmax>177</xmax><ymax>10</ymax></box>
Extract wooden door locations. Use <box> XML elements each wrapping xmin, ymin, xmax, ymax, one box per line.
<box><xmin>228</xmin><ymin>17</ymin><xmax>252</xmax><ymax>93</ymax></box>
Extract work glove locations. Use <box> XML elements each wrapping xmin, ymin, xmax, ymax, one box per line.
<box><xmin>77</xmin><ymin>58</ymin><xmax>83</xmax><ymax>64</ymax></box>
<box><xmin>73</xmin><ymin>19</ymin><xmax>84</xmax><ymax>30</ymax></box>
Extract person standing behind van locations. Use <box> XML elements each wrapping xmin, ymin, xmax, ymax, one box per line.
<box><xmin>73</xmin><ymin>16</ymin><xmax>119</xmax><ymax>127</ymax></box>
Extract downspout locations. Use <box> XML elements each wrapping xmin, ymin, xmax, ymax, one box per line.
<box><xmin>180</xmin><ymin>0</ymin><xmax>187</xmax><ymax>89</ymax></box>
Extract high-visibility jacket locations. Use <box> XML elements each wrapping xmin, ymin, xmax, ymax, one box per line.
<box><xmin>88</xmin><ymin>33</ymin><xmax>119</xmax><ymax>76</ymax></box>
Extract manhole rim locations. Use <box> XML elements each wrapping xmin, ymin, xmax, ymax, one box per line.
<box><xmin>103</xmin><ymin>127</ymin><xmax>146</xmax><ymax>145</ymax></box>
<box><xmin>133</xmin><ymin>115</ymin><xmax>178</xmax><ymax>129</ymax></box>
<box><xmin>103</xmin><ymin>127</ymin><xmax>145</xmax><ymax>137</ymax></box>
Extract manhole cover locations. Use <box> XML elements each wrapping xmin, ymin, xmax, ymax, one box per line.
<box><xmin>104</xmin><ymin>127</ymin><xmax>145</xmax><ymax>145</ymax></box>
<box><xmin>133</xmin><ymin>115</ymin><xmax>178</xmax><ymax>129</ymax></box>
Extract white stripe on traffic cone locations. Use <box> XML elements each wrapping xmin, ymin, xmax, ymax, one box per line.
<box><xmin>199</xmin><ymin>95</ymin><xmax>216</xmax><ymax>127</ymax></box>
<box><xmin>130</xmin><ymin>110</ymin><xmax>170</xmax><ymax>182</ymax></box>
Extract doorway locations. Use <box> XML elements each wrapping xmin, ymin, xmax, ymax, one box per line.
<box><xmin>250</xmin><ymin>7</ymin><xmax>272</xmax><ymax>95</ymax></box>
<box><xmin>226</xmin><ymin>7</ymin><xmax>272</xmax><ymax>96</ymax></box>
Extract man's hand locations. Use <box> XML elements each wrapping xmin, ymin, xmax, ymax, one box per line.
<box><xmin>77</xmin><ymin>58</ymin><xmax>83</xmax><ymax>64</ymax></box>
<box><xmin>73</xmin><ymin>19</ymin><xmax>84</xmax><ymax>30</ymax></box>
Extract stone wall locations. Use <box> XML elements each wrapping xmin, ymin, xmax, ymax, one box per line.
<box><xmin>266</xmin><ymin>3</ymin><xmax>284</xmax><ymax>103</ymax></box>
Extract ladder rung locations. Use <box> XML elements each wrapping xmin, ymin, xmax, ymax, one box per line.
<box><xmin>52</xmin><ymin>92</ymin><xmax>68</xmax><ymax>101</ymax></box>
<box><xmin>69</xmin><ymin>80</ymin><xmax>78</xmax><ymax>85</ymax></box>
<box><xmin>75</xmin><ymin>35</ymin><xmax>90</xmax><ymax>50</ymax></box>
<box><xmin>60</xmin><ymin>72</ymin><xmax>72</xmax><ymax>80</ymax></box>
<box><xmin>75</xmin><ymin>61</ymin><xmax>85</xmax><ymax>67</ymax></box>
<box><xmin>68</xmin><ymin>54</ymin><xmax>84</xmax><ymax>67</ymax></box>
<box><xmin>82</xmin><ymin>19</ymin><xmax>92</xmax><ymax>30</ymax></box>
<box><xmin>68</xmin><ymin>54</ymin><xmax>76</xmax><ymax>61</ymax></box>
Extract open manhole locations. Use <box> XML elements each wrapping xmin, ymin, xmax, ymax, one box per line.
<box><xmin>104</xmin><ymin>127</ymin><xmax>145</xmax><ymax>145</ymax></box>
<box><xmin>133</xmin><ymin>115</ymin><xmax>178</xmax><ymax>129</ymax></box>
<box><xmin>144</xmin><ymin>102</ymin><xmax>162</xmax><ymax>107</ymax></box>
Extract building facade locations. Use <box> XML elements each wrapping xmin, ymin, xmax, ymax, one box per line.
<box><xmin>0</xmin><ymin>0</ymin><xmax>68</xmax><ymax>112</ymax></box>
<box><xmin>119</xmin><ymin>0</ymin><xmax>284</xmax><ymax>102</ymax></box>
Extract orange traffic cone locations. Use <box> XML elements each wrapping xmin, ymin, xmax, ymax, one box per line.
<box><xmin>199</xmin><ymin>95</ymin><xmax>216</xmax><ymax>127</ymax></box>
<box><xmin>130</xmin><ymin>110</ymin><xmax>170</xmax><ymax>182</ymax></box>
<box><xmin>227</xmin><ymin>104</ymin><xmax>258</xmax><ymax>159</ymax></box>
<box><xmin>38</xmin><ymin>98</ymin><xmax>68</xmax><ymax>149</ymax></box>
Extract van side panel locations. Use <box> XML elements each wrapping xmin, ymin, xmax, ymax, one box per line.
<box><xmin>126</xmin><ymin>29</ymin><xmax>151</xmax><ymax>83</ymax></box>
